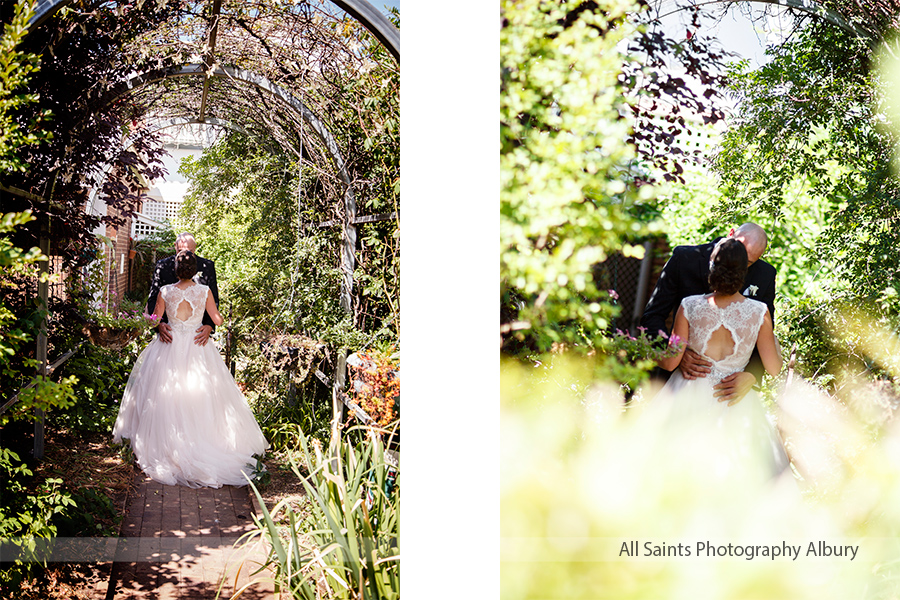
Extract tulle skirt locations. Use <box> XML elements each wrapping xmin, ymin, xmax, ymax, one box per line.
<box><xmin>112</xmin><ymin>327</ymin><xmax>269</xmax><ymax>488</ymax></box>
<box><xmin>654</xmin><ymin>370</ymin><xmax>790</xmax><ymax>482</ymax></box>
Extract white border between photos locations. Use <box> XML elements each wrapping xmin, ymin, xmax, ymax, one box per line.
<box><xmin>402</xmin><ymin>2</ymin><xmax>499</xmax><ymax>598</ymax></box>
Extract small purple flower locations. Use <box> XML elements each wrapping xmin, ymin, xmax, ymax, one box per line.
<box><xmin>608</xmin><ymin>289</ymin><xmax>619</xmax><ymax>301</ymax></box>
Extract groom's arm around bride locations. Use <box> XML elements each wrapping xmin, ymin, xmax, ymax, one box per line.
<box><xmin>146</xmin><ymin>232</ymin><xmax>220</xmax><ymax>346</ymax></box>
<box><xmin>640</xmin><ymin>223</ymin><xmax>777</xmax><ymax>403</ymax></box>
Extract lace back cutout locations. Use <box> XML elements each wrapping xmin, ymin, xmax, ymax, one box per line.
<box><xmin>161</xmin><ymin>283</ymin><xmax>208</xmax><ymax>329</ymax></box>
<box><xmin>705</xmin><ymin>325</ymin><xmax>735</xmax><ymax>362</ymax></box>
<box><xmin>176</xmin><ymin>298</ymin><xmax>193</xmax><ymax>321</ymax></box>
<box><xmin>682</xmin><ymin>294</ymin><xmax>767</xmax><ymax>385</ymax></box>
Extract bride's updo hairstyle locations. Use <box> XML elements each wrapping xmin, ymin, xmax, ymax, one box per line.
<box><xmin>175</xmin><ymin>250</ymin><xmax>198</xmax><ymax>281</ymax></box>
<box><xmin>708</xmin><ymin>238</ymin><xmax>748</xmax><ymax>295</ymax></box>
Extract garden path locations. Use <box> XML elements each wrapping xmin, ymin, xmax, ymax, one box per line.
<box><xmin>101</xmin><ymin>472</ymin><xmax>276</xmax><ymax>599</ymax></box>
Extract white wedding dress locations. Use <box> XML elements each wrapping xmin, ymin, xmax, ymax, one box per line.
<box><xmin>656</xmin><ymin>294</ymin><xmax>789</xmax><ymax>478</ymax></box>
<box><xmin>112</xmin><ymin>282</ymin><xmax>269</xmax><ymax>488</ymax></box>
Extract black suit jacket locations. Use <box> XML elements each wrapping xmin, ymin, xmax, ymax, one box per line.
<box><xmin>146</xmin><ymin>255</ymin><xmax>219</xmax><ymax>330</ymax></box>
<box><xmin>640</xmin><ymin>238</ymin><xmax>776</xmax><ymax>377</ymax></box>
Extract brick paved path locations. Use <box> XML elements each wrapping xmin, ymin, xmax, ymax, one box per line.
<box><xmin>104</xmin><ymin>473</ymin><xmax>277</xmax><ymax>599</ymax></box>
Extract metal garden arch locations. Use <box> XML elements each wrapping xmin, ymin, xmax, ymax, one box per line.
<box><xmin>29</xmin><ymin>0</ymin><xmax>400</xmax><ymax>61</ymax></box>
<box><xmin>103</xmin><ymin>63</ymin><xmax>360</xmax><ymax>315</ymax></box>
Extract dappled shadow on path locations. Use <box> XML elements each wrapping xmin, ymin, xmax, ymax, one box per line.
<box><xmin>105</xmin><ymin>474</ymin><xmax>275</xmax><ymax>599</ymax></box>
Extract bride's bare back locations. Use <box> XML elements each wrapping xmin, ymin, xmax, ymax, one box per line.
<box><xmin>702</xmin><ymin>294</ymin><xmax>744</xmax><ymax>361</ymax></box>
<box><xmin>659</xmin><ymin>292</ymin><xmax>781</xmax><ymax>383</ymax></box>
<box><xmin>705</xmin><ymin>325</ymin><xmax>735</xmax><ymax>361</ymax></box>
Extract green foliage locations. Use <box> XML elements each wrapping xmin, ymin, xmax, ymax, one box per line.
<box><xmin>650</xmin><ymin>165</ymin><xmax>722</xmax><ymax>247</ymax></box>
<box><xmin>262</xmin><ymin>422</ymin><xmax>308</xmax><ymax>454</ymax></box>
<box><xmin>776</xmin><ymin>288</ymin><xmax>900</xmax><ymax>396</ymax></box>
<box><xmin>0</xmin><ymin>5</ymin><xmax>85</xmax><ymax>589</ymax></box>
<box><xmin>0</xmin><ymin>212</ymin><xmax>79</xmax><ymax>426</ymax></box>
<box><xmin>238</xmin><ymin>334</ymin><xmax>333</xmax><ymax>443</ymax></box>
<box><xmin>7</xmin><ymin>375</ymin><xmax>77</xmax><ymax>424</ymax></box>
<box><xmin>325</xmin><ymin>14</ymin><xmax>400</xmax><ymax>335</ymax></box>
<box><xmin>0</xmin><ymin>212</ymin><xmax>47</xmax><ymax>405</ymax></box>
<box><xmin>0</xmin><ymin>0</ymin><xmax>52</xmax><ymax>173</ymax></box>
<box><xmin>500</xmin><ymin>0</ymin><xmax>655</xmax><ymax>354</ymax></box>
<box><xmin>53</xmin><ymin>341</ymin><xmax>139</xmax><ymax>434</ymax></box>
<box><xmin>251</xmin><ymin>369</ymin><xmax>332</xmax><ymax>445</ymax></box>
<box><xmin>53</xmin><ymin>486</ymin><xmax>118</xmax><ymax>537</ymax></box>
<box><xmin>714</xmin><ymin>21</ymin><xmax>894</xmax><ymax>299</ymax></box>
<box><xmin>239</xmin><ymin>428</ymin><xmax>399</xmax><ymax>599</ymax></box>
<box><xmin>0</xmin><ymin>211</ymin><xmax>43</xmax><ymax>268</ymax></box>
<box><xmin>0</xmin><ymin>448</ymin><xmax>76</xmax><ymax>591</ymax></box>
<box><xmin>179</xmin><ymin>133</ymin><xmax>366</xmax><ymax>350</ymax></box>
<box><xmin>776</xmin><ymin>298</ymin><xmax>845</xmax><ymax>387</ymax></box>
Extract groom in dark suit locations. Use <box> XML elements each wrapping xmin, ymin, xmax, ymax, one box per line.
<box><xmin>640</xmin><ymin>223</ymin><xmax>776</xmax><ymax>403</ymax></box>
<box><xmin>146</xmin><ymin>232</ymin><xmax>219</xmax><ymax>346</ymax></box>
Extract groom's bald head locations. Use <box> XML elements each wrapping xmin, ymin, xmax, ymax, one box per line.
<box><xmin>728</xmin><ymin>223</ymin><xmax>767</xmax><ymax>266</ymax></box>
<box><xmin>175</xmin><ymin>232</ymin><xmax>197</xmax><ymax>253</ymax></box>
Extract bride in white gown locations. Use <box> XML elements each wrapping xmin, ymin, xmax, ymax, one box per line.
<box><xmin>113</xmin><ymin>250</ymin><xmax>269</xmax><ymax>488</ymax></box>
<box><xmin>655</xmin><ymin>238</ymin><xmax>789</xmax><ymax>478</ymax></box>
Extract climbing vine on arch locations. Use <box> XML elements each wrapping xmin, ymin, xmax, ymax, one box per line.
<box><xmin>178</xmin><ymin>128</ymin><xmax>398</xmax><ymax>347</ymax></box>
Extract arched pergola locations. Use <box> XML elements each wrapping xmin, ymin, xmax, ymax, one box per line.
<box><xmin>101</xmin><ymin>63</ymin><xmax>360</xmax><ymax>314</ymax></box>
<box><xmin>25</xmin><ymin>1</ymin><xmax>400</xmax><ymax>318</ymax></box>
<box><xmin>13</xmin><ymin>0</ymin><xmax>401</xmax><ymax>453</ymax></box>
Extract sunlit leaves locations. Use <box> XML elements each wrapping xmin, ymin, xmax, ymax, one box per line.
<box><xmin>715</xmin><ymin>18</ymin><xmax>898</xmax><ymax>300</ymax></box>
<box><xmin>0</xmin><ymin>0</ymin><xmax>51</xmax><ymax>172</ymax></box>
<box><xmin>178</xmin><ymin>133</ymin><xmax>369</xmax><ymax>350</ymax></box>
<box><xmin>500</xmin><ymin>0</ymin><xmax>652</xmax><ymax>353</ymax></box>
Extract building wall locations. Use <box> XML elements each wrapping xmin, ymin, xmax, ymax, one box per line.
<box><xmin>104</xmin><ymin>209</ymin><xmax>135</xmax><ymax>306</ymax></box>
<box><xmin>130</xmin><ymin>144</ymin><xmax>201</xmax><ymax>240</ymax></box>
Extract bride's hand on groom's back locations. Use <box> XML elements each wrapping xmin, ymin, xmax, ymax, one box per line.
<box><xmin>679</xmin><ymin>348</ymin><xmax>711</xmax><ymax>380</ymax></box>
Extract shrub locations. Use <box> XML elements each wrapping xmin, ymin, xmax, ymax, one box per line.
<box><xmin>237</xmin><ymin>428</ymin><xmax>399</xmax><ymax>599</ymax></box>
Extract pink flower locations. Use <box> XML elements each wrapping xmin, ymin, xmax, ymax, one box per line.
<box><xmin>608</xmin><ymin>289</ymin><xmax>619</xmax><ymax>300</ymax></box>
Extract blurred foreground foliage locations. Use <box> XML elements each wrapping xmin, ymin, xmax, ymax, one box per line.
<box><xmin>501</xmin><ymin>355</ymin><xmax>900</xmax><ymax>599</ymax></box>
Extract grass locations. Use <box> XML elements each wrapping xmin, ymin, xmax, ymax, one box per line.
<box><xmin>256</xmin><ymin>448</ymin><xmax>311</xmax><ymax>523</ymax></box>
